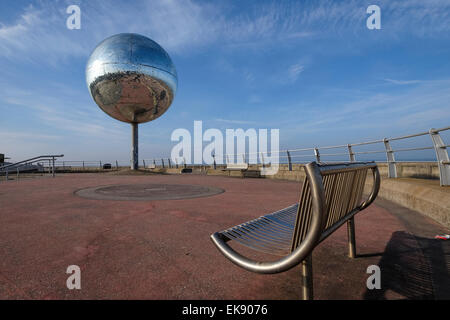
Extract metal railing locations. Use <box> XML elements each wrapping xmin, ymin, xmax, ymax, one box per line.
<box><xmin>18</xmin><ymin>127</ymin><xmax>448</xmax><ymax>186</ymax></box>
<box><xmin>146</xmin><ymin>126</ymin><xmax>450</xmax><ymax>186</ymax></box>
<box><xmin>0</xmin><ymin>155</ymin><xmax>64</xmax><ymax>181</ymax></box>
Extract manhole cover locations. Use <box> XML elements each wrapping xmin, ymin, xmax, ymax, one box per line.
<box><xmin>75</xmin><ymin>183</ymin><xmax>225</xmax><ymax>201</ymax></box>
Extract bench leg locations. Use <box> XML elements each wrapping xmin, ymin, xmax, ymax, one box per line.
<box><xmin>347</xmin><ymin>217</ymin><xmax>356</xmax><ymax>258</ymax></box>
<box><xmin>301</xmin><ymin>255</ymin><xmax>313</xmax><ymax>300</ymax></box>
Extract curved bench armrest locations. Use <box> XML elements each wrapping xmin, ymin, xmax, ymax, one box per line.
<box><xmin>359</xmin><ymin>165</ymin><xmax>381</xmax><ymax>211</ymax></box>
<box><xmin>210</xmin><ymin>162</ymin><xmax>326</xmax><ymax>274</ymax></box>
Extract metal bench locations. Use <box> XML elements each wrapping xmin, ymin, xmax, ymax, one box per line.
<box><xmin>211</xmin><ymin>161</ymin><xmax>380</xmax><ymax>300</ymax></box>
<box><xmin>223</xmin><ymin>163</ymin><xmax>249</xmax><ymax>171</ymax></box>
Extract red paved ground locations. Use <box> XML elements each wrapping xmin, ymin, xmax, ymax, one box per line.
<box><xmin>0</xmin><ymin>173</ymin><xmax>448</xmax><ymax>299</ymax></box>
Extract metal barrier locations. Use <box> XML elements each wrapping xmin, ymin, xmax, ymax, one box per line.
<box><xmin>0</xmin><ymin>155</ymin><xmax>64</xmax><ymax>181</ymax></box>
<box><xmin>22</xmin><ymin>127</ymin><xmax>448</xmax><ymax>186</ymax></box>
<box><xmin>149</xmin><ymin>126</ymin><xmax>450</xmax><ymax>186</ymax></box>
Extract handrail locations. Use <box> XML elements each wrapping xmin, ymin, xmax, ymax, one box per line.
<box><xmin>0</xmin><ymin>155</ymin><xmax>64</xmax><ymax>171</ymax></box>
<box><xmin>12</xmin><ymin>127</ymin><xmax>447</xmax><ymax>185</ymax></box>
<box><xmin>146</xmin><ymin>126</ymin><xmax>450</xmax><ymax>186</ymax></box>
<box><xmin>1</xmin><ymin>155</ymin><xmax>64</xmax><ymax>180</ymax></box>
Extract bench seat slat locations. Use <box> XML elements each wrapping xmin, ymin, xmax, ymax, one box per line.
<box><xmin>224</xmin><ymin>228</ymin><xmax>292</xmax><ymax>254</ymax></box>
<box><xmin>220</xmin><ymin>204</ymin><xmax>299</xmax><ymax>255</ymax></box>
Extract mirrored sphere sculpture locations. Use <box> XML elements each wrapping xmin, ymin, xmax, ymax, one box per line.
<box><xmin>86</xmin><ymin>33</ymin><xmax>177</xmax><ymax>123</ymax></box>
<box><xmin>86</xmin><ymin>33</ymin><xmax>177</xmax><ymax>170</ymax></box>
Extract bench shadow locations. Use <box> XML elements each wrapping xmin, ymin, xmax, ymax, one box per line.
<box><xmin>363</xmin><ymin>231</ymin><xmax>450</xmax><ymax>300</ymax></box>
<box><xmin>357</xmin><ymin>252</ymin><xmax>384</xmax><ymax>258</ymax></box>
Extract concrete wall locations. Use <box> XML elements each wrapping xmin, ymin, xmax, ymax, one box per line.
<box><xmin>187</xmin><ymin>162</ymin><xmax>440</xmax><ymax>180</ymax></box>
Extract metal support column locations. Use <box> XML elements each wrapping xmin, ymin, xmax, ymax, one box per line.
<box><xmin>348</xmin><ymin>144</ymin><xmax>355</xmax><ymax>162</ymax></box>
<box><xmin>347</xmin><ymin>217</ymin><xmax>356</xmax><ymax>258</ymax></box>
<box><xmin>383</xmin><ymin>139</ymin><xmax>397</xmax><ymax>178</ymax></box>
<box><xmin>301</xmin><ymin>255</ymin><xmax>313</xmax><ymax>300</ymax></box>
<box><xmin>314</xmin><ymin>148</ymin><xmax>320</xmax><ymax>163</ymax></box>
<box><xmin>430</xmin><ymin>128</ymin><xmax>450</xmax><ymax>186</ymax></box>
<box><xmin>287</xmin><ymin>150</ymin><xmax>292</xmax><ymax>171</ymax></box>
<box><xmin>131</xmin><ymin>122</ymin><xmax>138</xmax><ymax>170</ymax></box>
<box><xmin>52</xmin><ymin>157</ymin><xmax>55</xmax><ymax>178</ymax></box>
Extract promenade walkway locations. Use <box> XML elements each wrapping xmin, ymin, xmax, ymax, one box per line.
<box><xmin>0</xmin><ymin>173</ymin><xmax>448</xmax><ymax>299</ymax></box>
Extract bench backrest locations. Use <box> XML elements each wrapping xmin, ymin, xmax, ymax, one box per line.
<box><xmin>226</xmin><ymin>163</ymin><xmax>249</xmax><ymax>170</ymax></box>
<box><xmin>290</xmin><ymin>162</ymin><xmax>380</xmax><ymax>251</ymax></box>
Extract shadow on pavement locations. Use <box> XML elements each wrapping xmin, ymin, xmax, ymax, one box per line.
<box><xmin>364</xmin><ymin>231</ymin><xmax>450</xmax><ymax>300</ymax></box>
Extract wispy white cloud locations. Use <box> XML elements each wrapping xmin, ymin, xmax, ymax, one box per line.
<box><xmin>0</xmin><ymin>3</ymin><xmax>86</xmax><ymax>64</ymax></box>
<box><xmin>384</xmin><ymin>78</ymin><xmax>422</xmax><ymax>85</ymax></box>
<box><xmin>267</xmin><ymin>79</ymin><xmax>450</xmax><ymax>136</ymax></box>
<box><xmin>213</xmin><ymin>118</ymin><xmax>257</xmax><ymax>125</ymax></box>
<box><xmin>0</xmin><ymin>130</ymin><xmax>61</xmax><ymax>141</ymax></box>
<box><xmin>288</xmin><ymin>64</ymin><xmax>304</xmax><ymax>82</ymax></box>
<box><xmin>0</xmin><ymin>80</ymin><xmax>126</xmax><ymax>139</ymax></box>
<box><xmin>2</xmin><ymin>0</ymin><xmax>449</xmax><ymax>63</ymax></box>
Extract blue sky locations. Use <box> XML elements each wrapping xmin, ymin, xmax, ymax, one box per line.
<box><xmin>1</xmin><ymin>0</ymin><xmax>449</xmax><ymax>163</ymax></box>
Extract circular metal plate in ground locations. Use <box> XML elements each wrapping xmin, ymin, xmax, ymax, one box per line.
<box><xmin>75</xmin><ymin>184</ymin><xmax>224</xmax><ymax>201</ymax></box>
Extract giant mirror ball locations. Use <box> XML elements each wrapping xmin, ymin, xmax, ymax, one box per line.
<box><xmin>86</xmin><ymin>33</ymin><xmax>178</xmax><ymax>124</ymax></box>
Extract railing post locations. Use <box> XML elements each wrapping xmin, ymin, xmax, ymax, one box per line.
<box><xmin>287</xmin><ymin>150</ymin><xmax>292</xmax><ymax>171</ymax></box>
<box><xmin>5</xmin><ymin>170</ymin><xmax>8</xmax><ymax>181</ymax></box>
<box><xmin>116</xmin><ymin>160</ymin><xmax>119</xmax><ymax>170</ymax></box>
<box><xmin>314</xmin><ymin>148</ymin><xmax>320</xmax><ymax>163</ymax></box>
<box><xmin>52</xmin><ymin>157</ymin><xmax>55</xmax><ymax>178</ymax></box>
<box><xmin>161</xmin><ymin>159</ymin><xmax>165</xmax><ymax>168</ymax></box>
<box><xmin>153</xmin><ymin>159</ymin><xmax>156</xmax><ymax>168</ymax></box>
<box><xmin>82</xmin><ymin>161</ymin><xmax>85</xmax><ymax>170</ymax></box>
<box><xmin>183</xmin><ymin>157</ymin><xmax>187</xmax><ymax>169</ymax></box>
<box><xmin>213</xmin><ymin>154</ymin><xmax>217</xmax><ymax>170</ymax></box>
<box><xmin>143</xmin><ymin>159</ymin><xmax>146</xmax><ymax>168</ymax></box>
<box><xmin>99</xmin><ymin>161</ymin><xmax>102</xmax><ymax>169</ymax></box>
<box><xmin>383</xmin><ymin>138</ymin><xmax>397</xmax><ymax>178</ymax></box>
<box><xmin>261</xmin><ymin>152</ymin><xmax>265</xmax><ymax>169</ymax></box>
<box><xmin>347</xmin><ymin>144</ymin><xmax>355</xmax><ymax>162</ymax></box>
<box><xmin>429</xmin><ymin>128</ymin><xmax>450</xmax><ymax>186</ymax></box>
<box><xmin>175</xmin><ymin>159</ymin><xmax>178</xmax><ymax>169</ymax></box>
<box><xmin>168</xmin><ymin>158</ymin><xmax>172</xmax><ymax>168</ymax></box>
<box><xmin>16</xmin><ymin>168</ymin><xmax>19</xmax><ymax>181</ymax></box>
